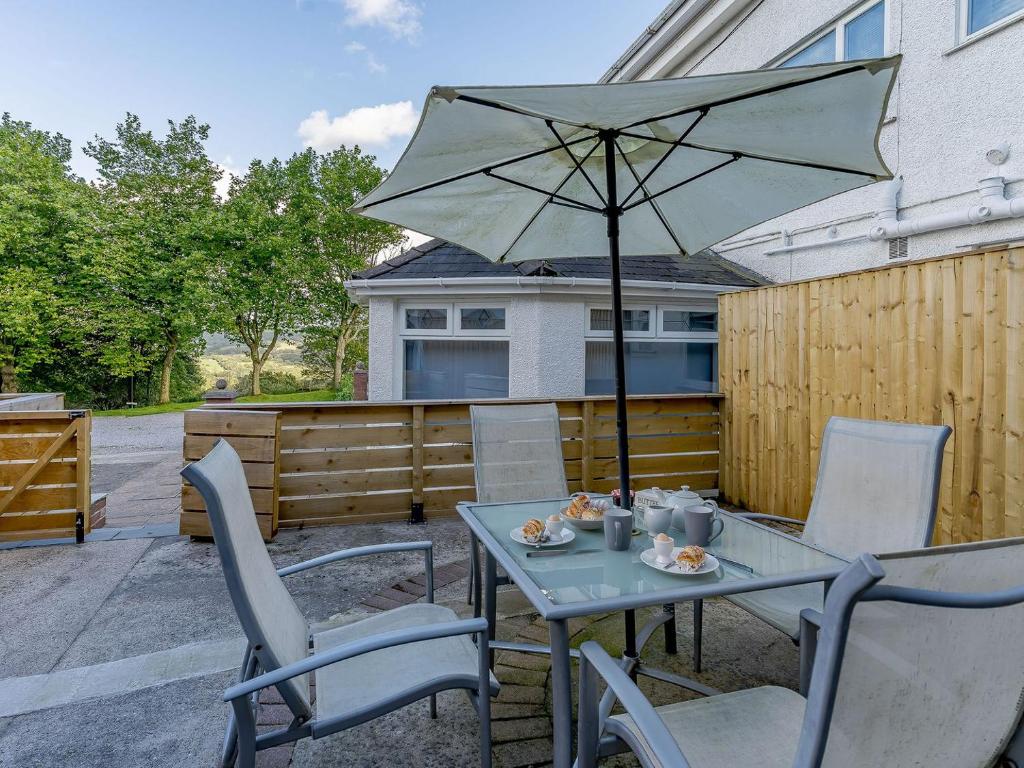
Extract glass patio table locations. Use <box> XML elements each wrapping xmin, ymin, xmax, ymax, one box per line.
<box><xmin>457</xmin><ymin>497</ymin><xmax>850</xmax><ymax>768</ymax></box>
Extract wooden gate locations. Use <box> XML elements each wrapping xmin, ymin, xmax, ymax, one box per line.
<box><xmin>0</xmin><ymin>410</ymin><xmax>92</xmax><ymax>542</ymax></box>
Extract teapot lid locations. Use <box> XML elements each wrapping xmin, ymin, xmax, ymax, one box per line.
<box><xmin>668</xmin><ymin>485</ymin><xmax>701</xmax><ymax>500</ymax></box>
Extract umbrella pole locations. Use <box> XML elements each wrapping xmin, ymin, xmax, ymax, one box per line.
<box><xmin>602</xmin><ymin>131</ymin><xmax>631</xmax><ymax>512</ymax></box>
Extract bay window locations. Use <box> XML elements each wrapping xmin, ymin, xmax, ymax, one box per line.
<box><xmin>400</xmin><ymin>302</ymin><xmax>509</xmax><ymax>399</ymax></box>
<box><xmin>584</xmin><ymin>304</ymin><xmax>719</xmax><ymax>396</ymax></box>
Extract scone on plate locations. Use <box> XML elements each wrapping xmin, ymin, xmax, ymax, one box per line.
<box><xmin>522</xmin><ymin>518</ymin><xmax>546</xmax><ymax>543</ymax></box>
<box><xmin>675</xmin><ymin>545</ymin><xmax>706</xmax><ymax>572</ymax></box>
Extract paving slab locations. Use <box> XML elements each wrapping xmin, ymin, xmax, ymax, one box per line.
<box><xmin>0</xmin><ymin>538</ymin><xmax>151</xmax><ymax>677</ymax></box>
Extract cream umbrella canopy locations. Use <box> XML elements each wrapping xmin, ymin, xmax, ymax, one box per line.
<box><xmin>353</xmin><ymin>56</ymin><xmax>900</xmax><ymax>504</ymax></box>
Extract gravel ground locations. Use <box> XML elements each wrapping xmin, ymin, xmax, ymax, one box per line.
<box><xmin>91</xmin><ymin>412</ymin><xmax>184</xmax><ymax>457</ymax></box>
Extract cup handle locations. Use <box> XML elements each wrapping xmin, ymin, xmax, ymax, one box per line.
<box><xmin>703</xmin><ymin>499</ymin><xmax>720</xmax><ymax>520</ymax></box>
<box><xmin>709</xmin><ymin>517</ymin><xmax>725</xmax><ymax>543</ymax></box>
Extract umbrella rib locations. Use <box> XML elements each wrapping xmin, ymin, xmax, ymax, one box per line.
<box><xmin>497</xmin><ymin>140</ymin><xmax>604</xmax><ymax>261</ymax></box>
<box><xmin>355</xmin><ymin>135</ymin><xmax>595</xmax><ymax>209</ymax></box>
<box><xmin>621</xmin><ymin>155</ymin><xmax>740</xmax><ymax>212</ymax></box>
<box><xmin>453</xmin><ymin>93</ymin><xmax>589</xmax><ymax>128</ymax></box>
<box><xmin>546</xmin><ymin>121</ymin><xmax>606</xmax><ymax>206</ymax></box>
<box><xmin>680</xmin><ymin>142</ymin><xmax>881</xmax><ymax>178</ymax></box>
<box><xmin>619</xmin><ymin>108</ymin><xmax>708</xmax><ymax>209</ymax></box>
<box><xmin>614</xmin><ymin>137</ymin><xmax>686</xmax><ymax>255</ymax></box>
<box><xmin>620</xmin><ymin>63</ymin><xmax>866</xmax><ymax>131</ymax></box>
<box><xmin>483</xmin><ymin>169</ymin><xmax>604</xmax><ymax>213</ymax></box>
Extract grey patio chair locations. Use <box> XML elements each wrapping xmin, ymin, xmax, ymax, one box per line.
<box><xmin>692</xmin><ymin>416</ymin><xmax>951</xmax><ymax>671</ymax></box>
<box><xmin>578</xmin><ymin>536</ymin><xmax>1024</xmax><ymax>767</ymax></box>
<box><xmin>466</xmin><ymin>403</ymin><xmax>568</xmax><ymax>613</ymax></box>
<box><xmin>182</xmin><ymin>439</ymin><xmax>497</xmax><ymax>768</ymax></box>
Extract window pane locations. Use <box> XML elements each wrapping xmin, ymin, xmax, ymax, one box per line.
<box><xmin>404</xmin><ymin>339</ymin><xmax>509</xmax><ymax>399</ymax></box>
<box><xmin>590</xmin><ymin>308</ymin><xmax>649</xmax><ymax>332</ymax></box>
<box><xmin>405</xmin><ymin>308</ymin><xmax>447</xmax><ymax>330</ymax></box>
<box><xmin>663</xmin><ymin>310</ymin><xmax>718</xmax><ymax>333</ymax></box>
<box><xmin>460</xmin><ymin>307</ymin><xmax>505</xmax><ymax>331</ymax></box>
<box><xmin>584</xmin><ymin>341</ymin><xmax>718</xmax><ymax>395</ymax></box>
<box><xmin>969</xmin><ymin>0</ymin><xmax>1024</xmax><ymax>33</ymax></box>
<box><xmin>845</xmin><ymin>2</ymin><xmax>885</xmax><ymax>60</ymax></box>
<box><xmin>780</xmin><ymin>30</ymin><xmax>836</xmax><ymax>67</ymax></box>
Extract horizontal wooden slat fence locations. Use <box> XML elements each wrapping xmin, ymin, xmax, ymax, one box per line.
<box><xmin>719</xmin><ymin>246</ymin><xmax>1024</xmax><ymax>545</ymax></box>
<box><xmin>181</xmin><ymin>410</ymin><xmax>281</xmax><ymax>540</ymax></box>
<box><xmin>0</xmin><ymin>410</ymin><xmax>91</xmax><ymax>541</ymax></box>
<box><xmin>179</xmin><ymin>394</ymin><xmax>721</xmax><ymax>538</ymax></box>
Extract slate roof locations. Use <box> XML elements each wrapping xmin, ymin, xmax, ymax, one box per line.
<box><xmin>355</xmin><ymin>239</ymin><xmax>768</xmax><ymax>288</ymax></box>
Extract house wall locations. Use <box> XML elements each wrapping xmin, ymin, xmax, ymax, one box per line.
<box><xmin>612</xmin><ymin>0</ymin><xmax>1024</xmax><ymax>282</ymax></box>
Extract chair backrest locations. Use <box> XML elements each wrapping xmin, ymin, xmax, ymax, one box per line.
<box><xmin>798</xmin><ymin>538</ymin><xmax>1024</xmax><ymax>767</ymax></box>
<box><xmin>181</xmin><ymin>439</ymin><xmax>312</xmax><ymax>718</ymax></box>
<box><xmin>803</xmin><ymin>417</ymin><xmax>951</xmax><ymax>556</ymax></box>
<box><xmin>470</xmin><ymin>403</ymin><xmax>568</xmax><ymax>504</ymax></box>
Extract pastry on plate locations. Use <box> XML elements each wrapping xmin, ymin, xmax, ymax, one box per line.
<box><xmin>521</xmin><ymin>518</ymin><xmax>546</xmax><ymax>543</ymax></box>
<box><xmin>675</xmin><ymin>545</ymin><xmax>706</xmax><ymax>572</ymax></box>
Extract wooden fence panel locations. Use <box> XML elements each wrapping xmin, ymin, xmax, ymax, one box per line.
<box><xmin>0</xmin><ymin>410</ymin><xmax>91</xmax><ymax>541</ymax></box>
<box><xmin>718</xmin><ymin>246</ymin><xmax>1024</xmax><ymax>545</ymax></box>
<box><xmin>180</xmin><ymin>394</ymin><xmax>721</xmax><ymax>536</ymax></box>
<box><xmin>180</xmin><ymin>410</ymin><xmax>281</xmax><ymax>541</ymax></box>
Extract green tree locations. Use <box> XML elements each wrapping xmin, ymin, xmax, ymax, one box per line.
<box><xmin>210</xmin><ymin>159</ymin><xmax>307</xmax><ymax>396</ymax></box>
<box><xmin>84</xmin><ymin>114</ymin><xmax>219</xmax><ymax>402</ymax></box>
<box><xmin>0</xmin><ymin>113</ymin><xmax>95</xmax><ymax>392</ymax></box>
<box><xmin>289</xmin><ymin>146</ymin><xmax>405</xmax><ymax>390</ymax></box>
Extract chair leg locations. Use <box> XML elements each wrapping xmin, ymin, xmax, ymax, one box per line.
<box><xmin>229</xmin><ymin>695</ymin><xmax>258</xmax><ymax>768</ymax></box>
<box><xmin>430</xmin><ymin>693</ymin><xmax>438</xmax><ymax>719</ymax></box>
<box><xmin>467</xmin><ymin>532</ymin><xmax>477</xmax><ymax>606</ymax></box>
<box><xmin>663</xmin><ymin>603</ymin><xmax>677</xmax><ymax>655</ymax></box>
<box><xmin>692</xmin><ymin>599</ymin><xmax>703</xmax><ymax>674</ymax></box>
<box><xmin>478</xmin><ymin>630</ymin><xmax>493</xmax><ymax>768</ymax></box>
<box><xmin>222</xmin><ymin>645</ymin><xmax>256</xmax><ymax>767</ymax></box>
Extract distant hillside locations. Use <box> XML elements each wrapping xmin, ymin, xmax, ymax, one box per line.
<box><xmin>199</xmin><ymin>333</ymin><xmax>316</xmax><ymax>390</ymax></box>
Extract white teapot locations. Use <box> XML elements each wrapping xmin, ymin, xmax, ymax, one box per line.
<box><xmin>664</xmin><ymin>485</ymin><xmax>704</xmax><ymax>531</ymax></box>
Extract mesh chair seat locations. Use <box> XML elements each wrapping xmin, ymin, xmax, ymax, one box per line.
<box><xmin>724</xmin><ymin>583</ymin><xmax>823</xmax><ymax>639</ymax></box>
<box><xmin>312</xmin><ymin>603</ymin><xmax>498</xmax><ymax>731</ymax></box>
<box><xmin>609</xmin><ymin>686</ymin><xmax>804</xmax><ymax>767</ymax></box>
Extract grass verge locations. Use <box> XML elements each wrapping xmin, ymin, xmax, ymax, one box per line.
<box><xmin>94</xmin><ymin>389</ymin><xmax>342</xmax><ymax>417</ymax></box>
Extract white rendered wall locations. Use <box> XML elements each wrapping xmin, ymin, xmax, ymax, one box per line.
<box><xmin>620</xmin><ymin>0</ymin><xmax>1024</xmax><ymax>281</ymax></box>
<box><xmin>367</xmin><ymin>295</ymin><xmax>396</xmax><ymax>400</ymax></box>
<box><xmin>507</xmin><ymin>296</ymin><xmax>587</xmax><ymax>398</ymax></box>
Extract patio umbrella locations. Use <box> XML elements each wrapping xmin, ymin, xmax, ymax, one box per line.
<box><xmin>353</xmin><ymin>56</ymin><xmax>900</xmax><ymax>507</ymax></box>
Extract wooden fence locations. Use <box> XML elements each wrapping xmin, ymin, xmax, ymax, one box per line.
<box><xmin>718</xmin><ymin>245</ymin><xmax>1024</xmax><ymax>545</ymax></box>
<box><xmin>179</xmin><ymin>394</ymin><xmax>721</xmax><ymax>539</ymax></box>
<box><xmin>0</xmin><ymin>393</ymin><xmax>65</xmax><ymax>411</ymax></box>
<box><xmin>0</xmin><ymin>410</ymin><xmax>92</xmax><ymax>541</ymax></box>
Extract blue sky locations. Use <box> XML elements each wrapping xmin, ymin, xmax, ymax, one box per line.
<box><xmin>1</xmin><ymin>0</ymin><xmax>666</xmax><ymax>186</ymax></box>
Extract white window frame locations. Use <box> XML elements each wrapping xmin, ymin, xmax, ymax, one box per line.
<box><xmin>771</xmin><ymin>0</ymin><xmax>889</xmax><ymax>68</ymax></box>
<box><xmin>401</xmin><ymin>303</ymin><xmax>452</xmax><ymax>337</ymax></box>
<box><xmin>397</xmin><ymin>301</ymin><xmax>511</xmax><ymax>399</ymax></box>
<box><xmin>656</xmin><ymin>307</ymin><xmax>719</xmax><ymax>341</ymax></box>
<box><xmin>585</xmin><ymin>305</ymin><xmax>656</xmax><ymax>339</ymax></box>
<box><xmin>454</xmin><ymin>302</ymin><xmax>509</xmax><ymax>337</ymax></box>
<box><xmin>957</xmin><ymin>0</ymin><xmax>1024</xmax><ymax>43</ymax></box>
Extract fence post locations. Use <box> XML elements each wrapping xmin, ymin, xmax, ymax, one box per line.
<box><xmin>581</xmin><ymin>400</ymin><xmax>594</xmax><ymax>491</ymax></box>
<box><xmin>410</xmin><ymin>404</ymin><xmax>425</xmax><ymax>524</ymax></box>
<box><xmin>74</xmin><ymin>411</ymin><xmax>91</xmax><ymax>543</ymax></box>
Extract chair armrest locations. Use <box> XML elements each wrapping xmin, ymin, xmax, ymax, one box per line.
<box><xmin>277</xmin><ymin>541</ymin><xmax>432</xmax><ymax>577</ymax></box>
<box><xmin>736</xmin><ymin>513</ymin><xmax>806</xmax><ymax>527</ymax></box>
<box><xmin>578</xmin><ymin>641</ymin><xmax>691</xmax><ymax>768</ymax></box>
<box><xmin>798</xmin><ymin>608</ymin><xmax>823</xmax><ymax>696</ymax></box>
<box><xmin>224</xmin><ymin>617</ymin><xmax>488</xmax><ymax>703</ymax></box>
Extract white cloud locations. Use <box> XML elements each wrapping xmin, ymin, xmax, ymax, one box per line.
<box><xmin>365</xmin><ymin>52</ymin><xmax>387</xmax><ymax>74</ymax></box>
<box><xmin>344</xmin><ymin>40</ymin><xmax>366</xmax><ymax>53</ymax></box>
<box><xmin>297</xmin><ymin>101</ymin><xmax>418</xmax><ymax>151</ymax></box>
<box><xmin>342</xmin><ymin>0</ymin><xmax>421</xmax><ymax>40</ymax></box>
<box><xmin>215</xmin><ymin>156</ymin><xmax>243</xmax><ymax>201</ymax></box>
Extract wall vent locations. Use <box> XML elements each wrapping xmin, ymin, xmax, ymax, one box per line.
<box><xmin>888</xmin><ymin>236</ymin><xmax>909</xmax><ymax>260</ymax></box>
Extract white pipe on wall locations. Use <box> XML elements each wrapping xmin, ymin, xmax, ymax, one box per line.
<box><xmin>763</xmin><ymin>175</ymin><xmax>1024</xmax><ymax>256</ymax></box>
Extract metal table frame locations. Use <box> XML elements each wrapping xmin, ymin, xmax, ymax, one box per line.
<box><xmin>458</xmin><ymin>498</ymin><xmax>849</xmax><ymax>768</ymax></box>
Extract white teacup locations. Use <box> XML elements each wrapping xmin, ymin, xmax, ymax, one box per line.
<box><xmin>546</xmin><ymin>516</ymin><xmax>565</xmax><ymax>539</ymax></box>
<box><xmin>653</xmin><ymin>534</ymin><xmax>675</xmax><ymax>563</ymax></box>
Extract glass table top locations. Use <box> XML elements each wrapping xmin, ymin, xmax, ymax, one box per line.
<box><xmin>460</xmin><ymin>497</ymin><xmax>849</xmax><ymax>608</ymax></box>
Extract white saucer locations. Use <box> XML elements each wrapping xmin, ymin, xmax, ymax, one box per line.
<box><xmin>510</xmin><ymin>527</ymin><xmax>576</xmax><ymax>547</ymax></box>
<box><xmin>640</xmin><ymin>547</ymin><xmax>719</xmax><ymax>576</ymax></box>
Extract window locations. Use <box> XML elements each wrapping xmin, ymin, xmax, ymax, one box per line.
<box><xmin>400</xmin><ymin>303</ymin><xmax>509</xmax><ymax>399</ymax></box>
<box><xmin>779</xmin><ymin>1</ymin><xmax>885</xmax><ymax>67</ymax></box>
<box><xmin>966</xmin><ymin>0</ymin><xmax>1024</xmax><ymax>35</ymax></box>
<box><xmin>584</xmin><ymin>304</ymin><xmax>719</xmax><ymax>395</ymax></box>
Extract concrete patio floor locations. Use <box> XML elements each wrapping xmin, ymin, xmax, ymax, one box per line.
<box><xmin>0</xmin><ymin>519</ymin><xmax>800</xmax><ymax>767</ymax></box>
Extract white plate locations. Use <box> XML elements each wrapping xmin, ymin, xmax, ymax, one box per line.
<box><xmin>640</xmin><ymin>547</ymin><xmax>719</xmax><ymax>576</ymax></box>
<box><xmin>510</xmin><ymin>527</ymin><xmax>576</xmax><ymax>547</ymax></box>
